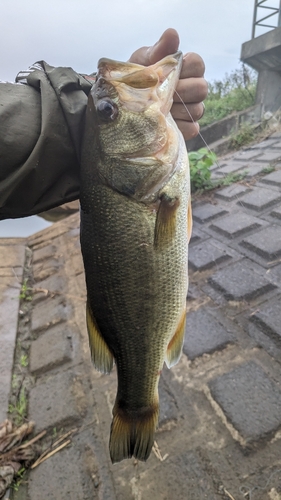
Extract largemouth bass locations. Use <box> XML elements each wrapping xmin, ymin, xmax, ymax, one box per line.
<box><xmin>80</xmin><ymin>51</ymin><xmax>191</xmax><ymax>463</ymax></box>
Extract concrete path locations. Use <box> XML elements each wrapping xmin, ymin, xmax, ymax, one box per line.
<box><xmin>1</xmin><ymin>130</ymin><xmax>281</xmax><ymax>500</ymax></box>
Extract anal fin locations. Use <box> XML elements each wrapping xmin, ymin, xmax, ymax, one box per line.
<box><xmin>86</xmin><ymin>301</ymin><xmax>114</xmax><ymax>374</ymax></box>
<box><xmin>165</xmin><ymin>307</ymin><xmax>186</xmax><ymax>368</ymax></box>
<box><xmin>154</xmin><ymin>194</ymin><xmax>180</xmax><ymax>249</ymax></box>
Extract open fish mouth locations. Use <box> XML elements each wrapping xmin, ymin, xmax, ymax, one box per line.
<box><xmin>93</xmin><ymin>51</ymin><xmax>183</xmax><ymax>116</ymax></box>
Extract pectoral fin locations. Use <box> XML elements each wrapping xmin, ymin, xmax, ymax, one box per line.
<box><xmin>86</xmin><ymin>302</ymin><xmax>114</xmax><ymax>374</ymax></box>
<box><xmin>165</xmin><ymin>307</ymin><xmax>186</xmax><ymax>368</ymax></box>
<box><xmin>154</xmin><ymin>194</ymin><xmax>180</xmax><ymax>249</ymax></box>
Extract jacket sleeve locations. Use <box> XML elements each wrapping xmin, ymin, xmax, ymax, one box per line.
<box><xmin>0</xmin><ymin>61</ymin><xmax>93</xmax><ymax>220</ymax></box>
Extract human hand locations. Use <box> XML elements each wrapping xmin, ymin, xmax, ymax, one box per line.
<box><xmin>129</xmin><ymin>28</ymin><xmax>208</xmax><ymax>141</ymax></box>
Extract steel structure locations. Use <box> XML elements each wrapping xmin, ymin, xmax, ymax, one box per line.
<box><xmin>252</xmin><ymin>0</ymin><xmax>281</xmax><ymax>38</ymax></box>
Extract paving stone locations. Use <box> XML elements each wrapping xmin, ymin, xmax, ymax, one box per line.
<box><xmin>29</xmin><ymin>370</ymin><xmax>87</xmax><ymax>432</ymax></box>
<box><xmin>0</xmin><ymin>277</ymin><xmax>22</xmax><ymax>422</ymax></box>
<box><xmin>271</xmin><ymin>206</ymin><xmax>281</xmax><ymax>219</ymax></box>
<box><xmin>208</xmin><ymin>259</ymin><xmax>275</xmax><ymax>300</ymax></box>
<box><xmin>192</xmin><ymin>203</ymin><xmax>228</xmax><ymax>223</ymax></box>
<box><xmin>238</xmin><ymin>163</ymin><xmax>271</xmax><ymax>178</ymax></box>
<box><xmin>232</xmin><ymin>150</ymin><xmax>261</xmax><ymax>161</ymax></box>
<box><xmin>188</xmin><ymin>240</ymin><xmax>232</xmax><ymax>271</ymax></box>
<box><xmin>33</xmin><ymin>257</ymin><xmax>62</xmax><ymax>282</ymax></box>
<box><xmin>255</xmin><ymin>150</ymin><xmax>281</xmax><ymax>163</ymax></box>
<box><xmin>32</xmin><ymin>244</ymin><xmax>57</xmax><ymax>264</ymax></box>
<box><xmin>215</xmin><ymin>161</ymin><xmax>247</xmax><ymax>175</ymax></box>
<box><xmin>250</xmin><ymin>296</ymin><xmax>281</xmax><ymax>346</ymax></box>
<box><xmin>248</xmin><ymin>322</ymin><xmax>281</xmax><ymax>363</ymax></box>
<box><xmin>183</xmin><ymin>309</ymin><xmax>233</xmax><ymax>360</ymax></box>
<box><xmin>189</xmin><ymin>226</ymin><xmax>203</xmax><ymax>245</ymax></box>
<box><xmin>270</xmin><ymin>132</ymin><xmax>281</xmax><ymax>139</ymax></box>
<box><xmin>261</xmin><ymin>169</ymin><xmax>281</xmax><ymax>186</ymax></box>
<box><xmin>240</xmin><ymin>225</ymin><xmax>281</xmax><ymax>260</ymax></box>
<box><xmin>119</xmin><ymin>451</ymin><xmax>219</xmax><ymax>500</ymax></box>
<box><xmin>251</xmin><ymin>138</ymin><xmax>280</xmax><ymax>149</ymax></box>
<box><xmin>31</xmin><ymin>296</ymin><xmax>73</xmax><ymax>334</ymax></box>
<box><xmin>33</xmin><ymin>273</ymin><xmax>66</xmax><ymax>304</ymax></box>
<box><xmin>210</xmin><ymin>213</ymin><xmax>262</xmax><ymax>239</ymax></box>
<box><xmin>0</xmin><ymin>243</ymin><xmax>25</xmax><ymax>271</ymax></box>
<box><xmin>28</xmin><ymin>443</ymin><xmax>92</xmax><ymax>500</ymax></box>
<box><xmin>215</xmin><ymin>184</ymin><xmax>252</xmax><ymax>201</ymax></box>
<box><xmin>238</xmin><ymin>187</ymin><xmax>281</xmax><ymax>211</ymax></box>
<box><xmin>30</xmin><ymin>323</ymin><xmax>73</xmax><ymax>375</ymax></box>
<box><xmin>266</xmin><ymin>264</ymin><xmax>281</xmax><ymax>284</ymax></box>
<box><xmin>158</xmin><ymin>376</ymin><xmax>178</xmax><ymax>427</ymax></box>
<box><xmin>209</xmin><ymin>362</ymin><xmax>281</xmax><ymax>441</ymax></box>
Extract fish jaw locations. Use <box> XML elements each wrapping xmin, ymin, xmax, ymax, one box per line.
<box><xmin>83</xmin><ymin>52</ymin><xmax>184</xmax><ymax>203</ymax></box>
<box><xmin>96</xmin><ymin>51</ymin><xmax>182</xmax><ymax>116</ymax></box>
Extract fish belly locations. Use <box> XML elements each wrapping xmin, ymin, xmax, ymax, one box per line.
<box><xmin>80</xmin><ymin>166</ymin><xmax>188</xmax><ymax>462</ymax></box>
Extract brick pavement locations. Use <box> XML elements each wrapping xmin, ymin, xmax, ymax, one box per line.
<box><xmin>1</xmin><ymin>130</ymin><xmax>281</xmax><ymax>499</ymax></box>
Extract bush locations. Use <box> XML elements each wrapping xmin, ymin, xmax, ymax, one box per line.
<box><xmin>189</xmin><ymin>148</ymin><xmax>217</xmax><ymax>192</ymax></box>
<box><xmin>200</xmin><ymin>64</ymin><xmax>257</xmax><ymax>127</ymax></box>
<box><xmin>228</xmin><ymin>122</ymin><xmax>256</xmax><ymax>150</ymax></box>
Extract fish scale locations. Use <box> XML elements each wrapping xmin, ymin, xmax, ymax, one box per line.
<box><xmin>80</xmin><ymin>51</ymin><xmax>190</xmax><ymax>463</ymax></box>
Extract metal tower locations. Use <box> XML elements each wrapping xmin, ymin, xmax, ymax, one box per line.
<box><xmin>252</xmin><ymin>0</ymin><xmax>281</xmax><ymax>38</ymax></box>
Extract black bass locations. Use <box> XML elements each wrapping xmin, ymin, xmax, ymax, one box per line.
<box><xmin>80</xmin><ymin>51</ymin><xmax>191</xmax><ymax>463</ymax></box>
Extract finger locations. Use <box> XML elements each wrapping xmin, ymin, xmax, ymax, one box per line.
<box><xmin>171</xmin><ymin>102</ymin><xmax>205</xmax><ymax>122</ymax></box>
<box><xmin>129</xmin><ymin>28</ymin><xmax>179</xmax><ymax>66</ymax></box>
<box><xmin>180</xmin><ymin>52</ymin><xmax>205</xmax><ymax>79</ymax></box>
<box><xmin>174</xmin><ymin>77</ymin><xmax>208</xmax><ymax>103</ymax></box>
<box><xmin>175</xmin><ymin>120</ymin><xmax>200</xmax><ymax>141</ymax></box>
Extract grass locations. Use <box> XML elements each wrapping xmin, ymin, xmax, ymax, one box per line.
<box><xmin>10</xmin><ymin>468</ymin><xmax>27</xmax><ymax>492</ymax></box>
<box><xmin>200</xmin><ymin>64</ymin><xmax>257</xmax><ymax>127</ymax></box>
<box><xmin>8</xmin><ymin>388</ymin><xmax>28</xmax><ymax>425</ymax></box>
<box><xmin>228</xmin><ymin>122</ymin><xmax>256</xmax><ymax>150</ymax></box>
<box><xmin>20</xmin><ymin>354</ymin><xmax>28</xmax><ymax>368</ymax></box>
<box><xmin>19</xmin><ymin>278</ymin><xmax>32</xmax><ymax>301</ymax></box>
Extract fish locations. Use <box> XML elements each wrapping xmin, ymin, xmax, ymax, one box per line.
<box><xmin>80</xmin><ymin>51</ymin><xmax>191</xmax><ymax>464</ymax></box>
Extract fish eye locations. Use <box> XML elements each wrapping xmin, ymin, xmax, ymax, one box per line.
<box><xmin>96</xmin><ymin>99</ymin><xmax>118</xmax><ymax>122</ymax></box>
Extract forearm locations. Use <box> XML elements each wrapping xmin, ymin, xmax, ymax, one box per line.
<box><xmin>0</xmin><ymin>62</ymin><xmax>92</xmax><ymax>219</ymax></box>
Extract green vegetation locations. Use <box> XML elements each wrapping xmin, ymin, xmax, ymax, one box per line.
<box><xmin>20</xmin><ymin>354</ymin><xmax>28</xmax><ymax>368</ymax></box>
<box><xmin>228</xmin><ymin>122</ymin><xmax>256</xmax><ymax>150</ymax></box>
<box><xmin>262</xmin><ymin>165</ymin><xmax>275</xmax><ymax>174</ymax></box>
<box><xmin>10</xmin><ymin>468</ymin><xmax>27</xmax><ymax>492</ymax></box>
<box><xmin>200</xmin><ymin>65</ymin><xmax>257</xmax><ymax>127</ymax></box>
<box><xmin>8</xmin><ymin>388</ymin><xmax>28</xmax><ymax>425</ymax></box>
<box><xmin>19</xmin><ymin>278</ymin><xmax>32</xmax><ymax>301</ymax></box>
<box><xmin>189</xmin><ymin>148</ymin><xmax>217</xmax><ymax>192</ymax></box>
<box><xmin>188</xmin><ymin>147</ymin><xmax>248</xmax><ymax>194</ymax></box>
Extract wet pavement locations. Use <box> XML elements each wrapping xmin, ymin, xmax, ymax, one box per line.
<box><xmin>1</xmin><ymin>130</ymin><xmax>281</xmax><ymax>500</ymax></box>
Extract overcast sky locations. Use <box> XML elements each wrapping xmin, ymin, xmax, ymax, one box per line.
<box><xmin>1</xmin><ymin>0</ymin><xmax>260</xmax><ymax>83</ymax></box>
<box><xmin>0</xmin><ymin>0</ymin><xmax>278</xmax><ymax>236</ymax></box>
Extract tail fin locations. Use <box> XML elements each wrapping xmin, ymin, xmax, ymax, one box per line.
<box><xmin>109</xmin><ymin>402</ymin><xmax>159</xmax><ymax>463</ymax></box>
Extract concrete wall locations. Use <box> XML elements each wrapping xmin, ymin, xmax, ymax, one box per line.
<box><xmin>241</xmin><ymin>27</ymin><xmax>281</xmax><ymax>115</ymax></box>
<box><xmin>186</xmin><ymin>104</ymin><xmax>261</xmax><ymax>152</ymax></box>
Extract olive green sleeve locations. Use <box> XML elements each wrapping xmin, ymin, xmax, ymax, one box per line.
<box><xmin>0</xmin><ymin>61</ymin><xmax>93</xmax><ymax>219</ymax></box>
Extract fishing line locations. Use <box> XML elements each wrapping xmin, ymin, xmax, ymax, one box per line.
<box><xmin>174</xmin><ymin>89</ymin><xmax>221</xmax><ymax>169</ymax></box>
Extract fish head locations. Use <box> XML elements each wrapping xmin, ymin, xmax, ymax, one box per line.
<box><xmin>87</xmin><ymin>52</ymin><xmax>183</xmax><ymax>159</ymax></box>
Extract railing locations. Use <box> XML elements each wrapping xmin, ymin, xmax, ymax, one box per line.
<box><xmin>252</xmin><ymin>0</ymin><xmax>281</xmax><ymax>38</ymax></box>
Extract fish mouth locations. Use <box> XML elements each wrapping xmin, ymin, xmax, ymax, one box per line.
<box><xmin>95</xmin><ymin>52</ymin><xmax>183</xmax><ymax>116</ymax></box>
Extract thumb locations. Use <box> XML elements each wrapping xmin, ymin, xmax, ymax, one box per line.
<box><xmin>129</xmin><ymin>28</ymin><xmax>180</xmax><ymax>66</ymax></box>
